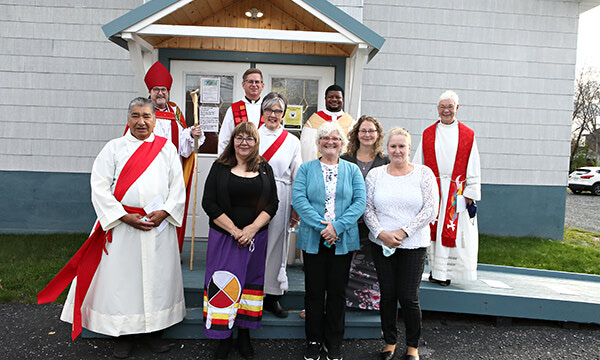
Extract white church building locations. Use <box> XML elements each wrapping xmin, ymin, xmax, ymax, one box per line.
<box><xmin>2</xmin><ymin>0</ymin><xmax>597</xmax><ymax>240</ymax></box>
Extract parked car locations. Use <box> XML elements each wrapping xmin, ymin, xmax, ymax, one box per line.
<box><xmin>568</xmin><ymin>167</ymin><xmax>600</xmax><ymax>195</ymax></box>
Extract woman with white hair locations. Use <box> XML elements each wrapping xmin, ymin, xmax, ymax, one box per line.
<box><xmin>292</xmin><ymin>121</ymin><xmax>366</xmax><ymax>360</ymax></box>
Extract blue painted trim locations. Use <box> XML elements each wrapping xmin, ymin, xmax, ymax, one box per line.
<box><xmin>102</xmin><ymin>0</ymin><xmax>385</xmax><ymax>53</ymax></box>
<box><xmin>0</xmin><ymin>170</ymin><xmax>95</xmax><ymax>233</ymax></box>
<box><xmin>158</xmin><ymin>48</ymin><xmax>346</xmax><ymax>88</ymax></box>
<box><xmin>478</xmin><ymin>183</ymin><xmax>566</xmax><ymax>240</ymax></box>
<box><xmin>102</xmin><ymin>0</ymin><xmax>180</xmax><ymax>39</ymax></box>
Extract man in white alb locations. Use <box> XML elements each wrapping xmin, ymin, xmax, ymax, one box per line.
<box><xmin>413</xmin><ymin>90</ymin><xmax>481</xmax><ymax>285</ymax></box>
<box><xmin>38</xmin><ymin>97</ymin><xmax>187</xmax><ymax>359</ymax></box>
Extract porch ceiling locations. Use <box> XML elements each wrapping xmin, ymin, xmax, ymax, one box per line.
<box><xmin>136</xmin><ymin>0</ymin><xmax>353</xmax><ymax>56</ymax></box>
<box><xmin>104</xmin><ymin>0</ymin><xmax>385</xmax><ymax>58</ymax></box>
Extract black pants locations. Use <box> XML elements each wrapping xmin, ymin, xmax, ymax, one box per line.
<box><xmin>371</xmin><ymin>243</ymin><xmax>427</xmax><ymax>348</ymax></box>
<box><xmin>303</xmin><ymin>240</ymin><xmax>353</xmax><ymax>347</ymax></box>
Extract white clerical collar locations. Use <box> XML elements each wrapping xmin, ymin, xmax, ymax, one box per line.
<box><xmin>245</xmin><ymin>96</ymin><xmax>261</xmax><ymax>104</ymax></box>
<box><xmin>260</xmin><ymin>125</ymin><xmax>283</xmax><ymax>136</ymax></box>
<box><xmin>126</xmin><ymin>131</ymin><xmax>156</xmax><ymax>142</ymax></box>
<box><xmin>323</xmin><ymin>109</ymin><xmax>345</xmax><ymax>118</ymax></box>
<box><xmin>438</xmin><ymin>119</ymin><xmax>458</xmax><ymax>128</ymax></box>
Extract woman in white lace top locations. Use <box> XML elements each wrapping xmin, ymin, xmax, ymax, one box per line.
<box><xmin>364</xmin><ymin>127</ymin><xmax>438</xmax><ymax>360</ymax></box>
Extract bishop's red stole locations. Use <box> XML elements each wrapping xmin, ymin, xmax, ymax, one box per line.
<box><xmin>422</xmin><ymin>121</ymin><xmax>474</xmax><ymax>247</ymax></box>
<box><xmin>261</xmin><ymin>130</ymin><xmax>288</xmax><ymax>161</ymax></box>
<box><xmin>37</xmin><ymin>136</ymin><xmax>168</xmax><ymax>340</ymax></box>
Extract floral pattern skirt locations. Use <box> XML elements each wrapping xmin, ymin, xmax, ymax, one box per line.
<box><xmin>345</xmin><ymin>220</ymin><xmax>380</xmax><ymax>310</ymax></box>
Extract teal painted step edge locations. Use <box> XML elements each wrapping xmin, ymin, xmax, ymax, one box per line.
<box><xmin>0</xmin><ymin>170</ymin><xmax>567</xmax><ymax>240</ymax></box>
<box><xmin>163</xmin><ymin>309</ymin><xmax>382</xmax><ymax>340</ymax></box>
<box><xmin>83</xmin><ymin>309</ymin><xmax>381</xmax><ymax>340</ymax></box>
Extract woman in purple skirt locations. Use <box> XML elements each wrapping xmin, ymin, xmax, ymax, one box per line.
<box><xmin>202</xmin><ymin>122</ymin><xmax>278</xmax><ymax>359</ymax></box>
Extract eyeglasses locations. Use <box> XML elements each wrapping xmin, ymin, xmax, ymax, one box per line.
<box><xmin>151</xmin><ymin>87</ymin><xmax>169</xmax><ymax>93</ymax></box>
<box><xmin>234</xmin><ymin>136</ymin><xmax>256</xmax><ymax>144</ymax></box>
<box><xmin>320</xmin><ymin>136</ymin><xmax>342</xmax><ymax>142</ymax></box>
<box><xmin>358</xmin><ymin>129</ymin><xmax>377</xmax><ymax>134</ymax></box>
<box><xmin>244</xmin><ymin>80</ymin><xmax>263</xmax><ymax>84</ymax></box>
<box><xmin>263</xmin><ymin>108</ymin><xmax>284</xmax><ymax>116</ymax></box>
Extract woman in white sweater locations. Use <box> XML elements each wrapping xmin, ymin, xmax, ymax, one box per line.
<box><xmin>364</xmin><ymin>127</ymin><xmax>438</xmax><ymax>360</ymax></box>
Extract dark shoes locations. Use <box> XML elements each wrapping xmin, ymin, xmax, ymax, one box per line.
<box><xmin>324</xmin><ymin>342</ymin><xmax>343</xmax><ymax>360</ymax></box>
<box><xmin>263</xmin><ymin>295</ymin><xmax>289</xmax><ymax>318</ymax></box>
<box><xmin>380</xmin><ymin>350</ymin><xmax>395</xmax><ymax>360</ymax></box>
<box><xmin>215</xmin><ymin>336</ymin><xmax>233</xmax><ymax>359</ymax></box>
<box><xmin>113</xmin><ymin>336</ymin><xmax>134</xmax><ymax>359</ymax></box>
<box><xmin>145</xmin><ymin>331</ymin><xmax>171</xmax><ymax>353</ymax></box>
<box><xmin>428</xmin><ymin>273</ymin><xmax>451</xmax><ymax>286</ymax></box>
<box><xmin>237</xmin><ymin>328</ymin><xmax>255</xmax><ymax>359</ymax></box>
<box><xmin>304</xmin><ymin>341</ymin><xmax>322</xmax><ymax>360</ymax></box>
<box><xmin>404</xmin><ymin>355</ymin><xmax>419</xmax><ymax>360</ymax></box>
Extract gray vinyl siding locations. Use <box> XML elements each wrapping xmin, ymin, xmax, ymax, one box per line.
<box><xmin>0</xmin><ymin>1</ymin><xmax>141</xmax><ymax>173</ymax></box>
<box><xmin>362</xmin><ymin>0</ymin><xmax>579</xmax><ymax>187</ymax></box>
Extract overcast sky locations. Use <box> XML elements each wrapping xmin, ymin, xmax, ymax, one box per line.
<box><xmin>577</xmin><ymin>6</ymin><xmax>600</xmax><ymax>70</ymax></box>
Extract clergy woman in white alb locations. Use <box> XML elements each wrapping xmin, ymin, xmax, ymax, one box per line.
<box><xmin>258</xmin><ymin>92</ymin><xmax>302</xmax><ymax>318</ymax></box>
<box><xmin>42</xmin><ymin>98</ymin><xmax>186</xmax><ymax>357</ymax></box>
<box><xmin>413</xmin><ymin>90</ymin><xmax>481</xmax><ymax>284</ymax></box>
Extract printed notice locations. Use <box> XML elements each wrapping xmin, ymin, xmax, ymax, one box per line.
<box><xmin>200</xmin><ymin>106</ymin><xmax>220</xmax><ymax>133</ymax></box>
<box><xmin>201</xmin><ymin>77</ymin><xmax>220</xmax><ymax>104</ymax></box>
<box><xmin>284</xmin><ymin>105</ymin><xmax>303</xmax><ymax>129</ymax></box>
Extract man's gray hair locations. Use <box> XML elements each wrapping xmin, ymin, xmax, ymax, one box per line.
<box><xmin>315</xmin><ymin>121</ymin><xmax>348</xmax><ymax>151</ymax></box>
<box><xmin>438</xmin><ymin>90</ymin><xmax>459</xmax><ymax>105</ymax></box>
<box><xmin>128</xmin><ymin>97</ymin><xmax>155</xmax><ymax>116</ymax></box>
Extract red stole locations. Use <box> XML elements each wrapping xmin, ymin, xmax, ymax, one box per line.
<box><xmin>124</xmin><ymin>103</ymin><xmax>191</xmax><ymax>253</ymax></box>
<box><xmin>316</xmin><ymin>110</ymin><xmax>332</xmax><ymax>121</ymax></box>
<box><xmin>422</xmin><ymin>121</ymin><xmax>474</xmax><ymax>247</ymax></box>
<box><xmin>232</xmin><ymin>100</ymin><xmax>264</xmax><ymax>128</ymax></box>
<box><xmin>261</xmin><ymin>130</ymin><xmax>288</xmax><ymax>161</ymax></box>
<box><xmin>37</xmin><ymin>136</ymin><xmax>168</xmax><ymax>340</ymax></box>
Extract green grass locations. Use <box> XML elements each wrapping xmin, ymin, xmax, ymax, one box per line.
<box><xmin>479</xmin><ymin>228</ymin><xmax>600</xmax><ymax>275</ymax></box>
<box><xmin>0</xmin><ymin>233</ymin><xmax>87</xmax><ymax>304</ymax></box>
<box><xmin>1</xmin><ymin>228</ymin><xmax>600</xmax><ymax>304</ymax></box>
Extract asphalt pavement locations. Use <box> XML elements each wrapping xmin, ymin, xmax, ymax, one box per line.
<box><xmin>565</xmin><ymin>190</ymin><xmax>600</xmax><ymax>233</ymax></box>
<box><xmin>2</xmin><ymin>303</ymin><xmax>599</xmax><ymax>359</ymax></box>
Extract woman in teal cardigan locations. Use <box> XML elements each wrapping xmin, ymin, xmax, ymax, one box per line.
<box><xmin>292</xmin><ymin>121</ymin><xmax>366</xmax><ymax>360</ymax></box>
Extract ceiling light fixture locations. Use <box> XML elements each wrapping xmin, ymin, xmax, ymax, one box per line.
<box><xmin>245</xmin><ymin>8</ymin><xmax>264</xmax><ymax>19</ymax></box>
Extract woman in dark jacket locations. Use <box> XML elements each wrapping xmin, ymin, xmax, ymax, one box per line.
<box><xmin>342</xmin><ymin>115</ymin><xmax>389</xmax><ymax>311</ymax></box>
<box><xmin>202</xmin><ymin>122</ymin><xmax>278</xmax><ymax>360</ymax></box>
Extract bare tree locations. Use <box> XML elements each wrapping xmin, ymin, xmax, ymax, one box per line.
<box><xmin>572</xmin><ymin>69</ymin><xmax>600</xmax><ymax>167</ymax></box>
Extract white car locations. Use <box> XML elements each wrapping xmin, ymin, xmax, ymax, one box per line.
<box><xmin>568</xmin><ymin>167</ymin><xmax>600</xmax><ymax>195</ymax></box>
